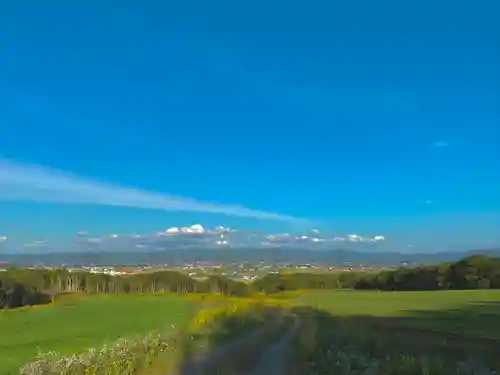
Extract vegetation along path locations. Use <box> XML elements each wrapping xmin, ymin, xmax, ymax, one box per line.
<box><xmin>164</xmin><ymin>313</ymin><xmax>298</xmax><ymax>375</ymax></box>
<box><xmin>167</xmin><ymin>323</ymin><xmax>274</xmax><ymax>375</ymax></box>
<box><xmin>245</xmin><ymin>315</ymin><xmax>301</xmax><ymax>375</ymax></box>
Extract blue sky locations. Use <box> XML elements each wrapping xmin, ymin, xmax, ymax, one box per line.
<box><xmin>0</xmin><ymin>0</ymin><xmax>499</xmax><ymax>252</ymax></box>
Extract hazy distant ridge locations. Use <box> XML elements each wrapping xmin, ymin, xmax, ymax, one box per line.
<box><xmin>1</xmin><ymin>248</ymin><xmax>499</xmax><ymax>268</ymax></box>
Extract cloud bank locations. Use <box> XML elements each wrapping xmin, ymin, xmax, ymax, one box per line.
<box><xmin>0</xmin><ymin>159</ymin><xmax>307</xmax><ymax>223</ymax></box>
<box><xmin>62</xmin><ymin>224</ymin><xmax>388</xmax><ymax>252</ymax></box>
<box><xmin>4</xmin><ymin>225</ymin><xmax>385</xmax><ymax>252</ymax></box>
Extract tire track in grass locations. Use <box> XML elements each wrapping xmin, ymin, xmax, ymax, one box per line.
<box><xmin>244</xmin><ymin>315</ymin><xmax>300</xmax><ymax>375</ymax></box>
<box><xmin>166</xmin><ymin>324</ymin><xmax>271</xmax><ymax>375</ymax></box>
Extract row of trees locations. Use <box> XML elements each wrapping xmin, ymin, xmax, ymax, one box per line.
<box><xmin>1</xmin><ymin>255</ymin><xmax>499</xmax><ymax>308</ymax></box>
<box><xmin>0</xmin><ymin>269</ymin><xmax>248</xmax><ymax>308</ymax></box>
<box><xmin>254</xmin><ymin>255</ymin><xmax>500</xmax><ymax>292</ymax></box>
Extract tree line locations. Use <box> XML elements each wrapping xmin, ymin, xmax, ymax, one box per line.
<box><xmin>253</xmin><ymin>254</ymin><xmax>500</xmax><ymax>292</ymax></box>
<box><xmin>1</xmin><ymin>255</ymin><xmax>499</xmax><ymax>308</ymax></box>
<box><xmin>0</xmin><ymin>269</ymin><xmax>249</xmax><ymax>308</ymax></box>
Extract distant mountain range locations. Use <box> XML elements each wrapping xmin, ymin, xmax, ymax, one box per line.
<box><xmin>1</xmin><ymin>247</ymin><xmax>499</xmax><ymax>268</ymax></box>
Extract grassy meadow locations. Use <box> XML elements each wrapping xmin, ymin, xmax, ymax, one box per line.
<box><xmin>137</xmin><ymin>290</ymin><xmax>500</xmax><ymax>374</ymax></box>
<box><xmin>294</xmin><ymin>289</ymin><xmax>500</xmax><ymax>314</ymax></box>
<box><xmin>0</xmin><ymin>294</ymin><xmax>196</xmax><ymax>374</ymax></box>
<box><xmin>294</xmin><ymin>289</ymin><xmax>500</xmax><ymax>339</ymax></box>
<box><xmin>3</xmin><ymin>289</ymin><xmax>500</xmax><ymax>374</ymax></box>
<box><xmin>285</xmin><ymin>289</ymin><xmax>500</xmax><ymax>374</ymax></box>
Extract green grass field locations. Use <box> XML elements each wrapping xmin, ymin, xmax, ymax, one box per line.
<box><xmin>294</xmin><ymin>289</ymin><xmax>500</xmax><ymax>340</ymax></box>
<box><xmin>282</xmin><ymin>290</ymin><xmax>500</xmax><ymax>374</ymax></box>
<box><xmin>3</xmin><ymin>289</ymin><xmax>500</xmax><ymax>374</ymax></box>
<box><xmin>295</xmin><ymin>289</ymin><xmax>500</xmax><ymax>314</ymax></box>
<box><xmin>0</xmin><ymin>294</ymin><xmax>196</xmax><ymax>374</ymax></box>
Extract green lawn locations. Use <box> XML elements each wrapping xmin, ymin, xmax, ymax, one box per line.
<box><xmin>0</xmin><ymin>294</ymin><xmax>196</xmax><ymax>374</ymax></box>
<box><xmin>294</xmin><ymin>289</ymin><xmax>500</xmax><ymax>339</ymax></box>
<box><xmin>4</xmin><ymin>290</ymin><xmax>500</xmax><ymax>374</ymax></box>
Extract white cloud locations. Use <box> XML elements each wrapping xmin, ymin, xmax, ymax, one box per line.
<box><xmin>347</xmin><ymin>234</ymin><xmax>362</xmax><ymax>242</ymax></box>
<box><xmin>2</xmin><ymin>222</ymin><xmax>386</xmax><ymax>252</ymax></box>
<box><xmin>67</xmin><ymin>225</ymin><xmax>387</xmax><ymax>251</ymax></box>
<box><xmin>0</xmin><ymin>159</ymin><xmax>308</xmax><ymax>224</ymax></box>
<box><xmin>162</xmin><ymin>224</ymin><xmax>207</xmax><ymax>235</ymax></box>
<box><xmin>332</xmin><ymin>234</ymin><xmax>385</xmax><ymax>243</ymax></box>
<box><xmin>264</xmin><ymin>231</ymin><xmax>386</xmax><ymax>246</ymax></box>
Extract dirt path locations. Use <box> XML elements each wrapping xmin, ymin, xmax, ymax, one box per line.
<box><xmin>244</xmin><ymin>316</ymin><xmax>300</xmax><ymax>375</ymax></box>
<box><xmin>162</xmin><ymin>314</ymin><xmax>299</xmax><ymax>375</ymax></box>
<box><xmin>167</xmin><ymin>325</ymin><xmax>271</xmax><ymax>375</ymax></box>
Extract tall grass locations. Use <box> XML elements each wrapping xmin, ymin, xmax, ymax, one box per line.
<box><xmin>22</xmin><ymin>291</ymin><xmax>500</xmax><ymax>375</ymax></box>
<box><xmin>184</xmin><ymin>299</ymin><xmax>292</xmax><ymax>375</ymax></box>
<box><xmin>286</xmin><ymin>308</ymin><xmax>499</xmax><ymax>375</ymax></box>
<box><xmin>19</xmin><ymin>331</ymin><xmax>175</xmax><ymax>375</ymax></box>
<box><xmin>17</xmin><ymin>296</ymin><xmax>290</xmax><ymax>375</ymax></box>
<box><xmin>0</xmin><ymin>294</ymin><xmax>195</xmax><ymax>373</ymax></box>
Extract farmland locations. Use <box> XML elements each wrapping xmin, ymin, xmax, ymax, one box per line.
<box><xmin>288</xmin><ymin>290</ymin><xmax>500</xmax><ymax>374</ymax></box>
<box><xmin>294</xmin><ymin>289</ymin><xmax>500</xmax><ymax>338</ymax></box>
<box><xmin>0</xmin><ymin>294</ymin><xmax>196</xmax><ymax>374</ymax></box>
<box><xmin>2</xmin><ymin>290</ymin><xmax>499</xmax><ymax>374</ymax></box>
